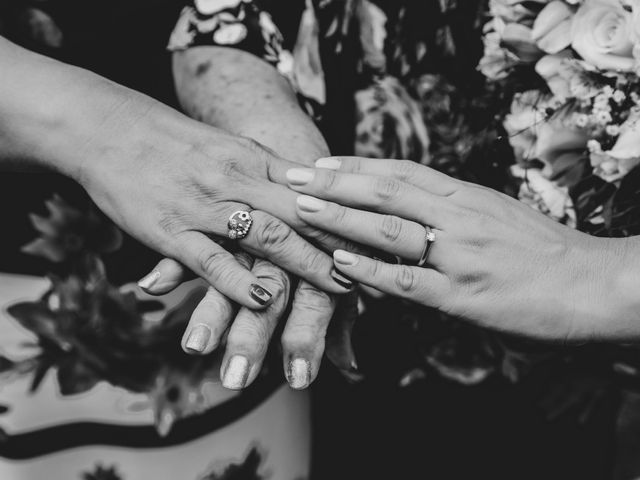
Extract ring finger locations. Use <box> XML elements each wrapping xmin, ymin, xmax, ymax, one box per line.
<box><xmin>295</xmin><ymin>195</ymin><xmax>442</xmax><ymax>264</ymax></box>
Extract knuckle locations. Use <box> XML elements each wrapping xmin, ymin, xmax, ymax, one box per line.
<box><xmin>296</xmin><ymin>284</ymin><xmax>334</xmax><ymax>310</ymax></box>
<box><xmin>372</xmin><ymin>177</ymin><xmax>401</xmax><ymax>202</ymax></box>
<box><xmin>219</xmin><ymin>157</ymin><xmax>243</xmax><ymax>178</ymax></box>
<box><xmin>300</xmin><ymin>249</ymin><xmax>329</xmax><ymax>275</ymax></box>
<box><xmin>255</xmin><ymin>217</ymin><xmax>294</xmax><ymax>250</ymax></box>
<box><xmin>332</xmin><ymin>205</ymin><xmax>349</xmax><ymax>226</ymax></box>
<box><xmin>393</xmin><ymin>160</ymin><xmax>418</xmax><ymax>182</ymax></box>
<box><xmin>394</xmin><ymin>266</ymin><xmax>418</xmax><ymax>293</ymax></box>
<box><xmin>322</xmin><ymin>170</ymin><xmax>339</xmax><ymax>191</ymax></box>
<box><xmin>197</xmin><ymin>248</ymin><xmax>229</xmax><ymax>280</ymax></box>
<box><xmin>227</xmin><ymin>324</ymin><xmax>267</xmax><ymax>350</ymax></box>
<box><xmin>379</xmin><ymin>215</ymin><xmax>404</xmax><ymax>243</ymax></box>
<box><xmin>281</xmin><ymin>328</ymin><xmax>320</xmax><ymax>351</ymax></box>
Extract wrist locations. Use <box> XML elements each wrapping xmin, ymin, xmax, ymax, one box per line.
<box><xmin>607</xmin><ymin>237</ymin><xmax>640</xmax><ymax>341</ymax></box>
<box><xmin>572</xmin><ymin>236</ymin><xmax>640</xmax><ymax>342</ymax></box>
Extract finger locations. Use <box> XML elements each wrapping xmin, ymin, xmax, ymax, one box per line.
<box><xmin>315</xmin><ymin>156</ymin><xmax>462</xmax><ymax>196</ymax></box>
<box><xmin>240</xmin><ymin>210</ymin><xmax>356</xmax><ymax>294</ymax></box>
<box><xmin>281</xmin><ymin>281</ymin><xmax>337</xmax><ymax>390</ymax></box>
<box><xmin>295</xmin><ymin>195</ymin><xmax>432</xmax><ymax>262</ymax></box>
<box><xmin>137</xmin><ymin>258</ymin><xmax>194</xmax><ymax>295</ymax></box>
<box><xmin>331</xmin><ymin>250</ymin><xmax>451</xmax><ymax>308</ymax></box>
<box><xmin>325</xmin><ymin>291</ymin><xmax>360</xmax><ymax>372</ymax></box>
<box><xmin>220</xmin><ymin>259</ymin><xmax>291</xmax><ymax>389</ymax></box>
<box><xmin>285</xmin><ymin>168</ymin><xmax>450</xmax><ymax>227</ymax></box>
<box><xmin>172</xmin><ymin>231</ymin><xmax>275</xmax><ymax>309</ymax></box>
<box><xmin>239</xmin><ymin>178</ymin><xmax>367</xmax><ymax>256</ymax></box>
<box><xmin>180</xmin><ymin>252</ymin><xmax>253</xmax><ymax>355</ymax></box>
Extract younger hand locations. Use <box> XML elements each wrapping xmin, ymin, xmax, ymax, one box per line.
<box><xmin>286</xmin><ymin>157</ymin><xmax>633</xmax><ymax>342</ymax></box>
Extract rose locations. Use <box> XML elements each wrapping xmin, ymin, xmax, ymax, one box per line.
<box><xmin>532</xmin><ymin>1</ymin><xmax>576</xmax><ymax>53</ymax></box>
<box><xmin>571</xmin><ymin>0</ymin><xmax>636</xmax><ymax>71</ymax></box>
<box><xmin>194</xmin><ymin>0</ymin><xmax>242</xmax><ymax>15</ymax></box>
<box><xmin>535</xmin><ymin>52</ymin><xmax>575</xmax><ymax>98</ymax></box>
<box><xmin>489</xmin><ymin>0</ymin><xmax>551</xmax><ymax>24</ymax></box>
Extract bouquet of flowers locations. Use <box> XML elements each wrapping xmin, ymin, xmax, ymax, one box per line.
<box><xmin>480</xmin><ymin>0</ymin><xmax>640</xmax><ymax>234</ymax></box>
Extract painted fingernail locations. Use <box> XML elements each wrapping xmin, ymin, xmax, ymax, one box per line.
<box><xmin>286</xmin><ymin>168</ymin><xmax>315</xmax><ymax>186</ymax></box>
<box><xmin>287</xmin><ymin>358</ymin><xmax>311</xmax><ymax>390</ymax></box>
<box><xmin>330</xmin><ymin>268</ymin><xmax>355</xmax><ymax>290</ymax></box>
<box><xmin>315</xmin><ymin>157</ymin><xmax>341</xmax><ymax>170</ymax></box>
<box><xmin>296</xmin><ymin>195</ymin><xmax>327</xmax><ymax>213</ymax></box>
<box><xmin>184</xmin><ymin>324</ymin><xmax>212</xmax><ymax>353</ymax></box>
<box><xmin>250</xmin><ymin>284</ymin><xmax>273</xmax><ymax>305</ymax></box>
<box><xmin>137</xmin><ymin>270</ymin><xmax>160</xmax><ymax>290</ymax></box>
<box><xmin>222</xmin><ymin>355</ymin><xmax>250</xmax><ymax>390</ymax></box>
<box><xmin>333</xmin><ymin>250</ymin><xmax>358</xmax><ymax>267</ymax></box>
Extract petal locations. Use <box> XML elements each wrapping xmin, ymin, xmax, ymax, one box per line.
<box><xmin>536</xmin><ymin>18</ymin><xmax>573</xmax><ymax>53</ymax></box>
<box><xmin>532</xmin><ymin>1</ymin><xmax>574</xmax><ymax>43</ymax></box>
<box><xmin>194</xmin><ymin>0</ymin><xmax>241</xmax><ymax>15</ymax></box>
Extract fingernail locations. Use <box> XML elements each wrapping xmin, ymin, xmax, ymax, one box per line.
<box><xmin>184</xmin><ymin>324</ymin><xmax>212</xmax><ymax>353</ymax></box>
<box><xmin>315</xmin><ymin>157</ymin><xmax>341</xmax><ymax>170</ymax></box>
<box><xmin>296</xmin><ymin>195</ymin><xmax>327</xmax><ymax>213</ymax></box>
<box><xmin>222</xmin><ymin>355</ymin><xmax>250</xmax><ymax>390</ymax></box>
<box><xmin>286</xmin><ymin>168</ymin><xmax>315</xmax><ymax>186</ymax></box>
<box><xmin>330</xmin><ymin>268</ymin><xmax>355</xmax><ymax>290</ymax></box>
<box><xmin>137</xmin><ymin>270</ymin><xmax>160</xmax><ymax>290</ymax></box>
<box><xmin>250</xmin><ymin>284</ymin><xmax>273</xmax><ymax>305</ymax></box>
<box><xmin>333</xmin><ymin>250</ymin><xmax>358</xmax><ymax>267</ymax></box>
<box><xmin>287</xmin><ymin>358</ymin><xmax>311</xmax><ymax>390</ymax></box>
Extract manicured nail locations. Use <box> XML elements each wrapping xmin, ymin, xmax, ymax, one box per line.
<box><xmin>315</xmin><ymin>157</ymin><xmax>342</xmax><ymax>170</ymax></box>
<box><xmin>184</xmin><ymin>324</ymin><xmax>212</xmax><ymax>353</ymax></box>
<box><xmin>333</xmin><ymin>250</ymin><xmax>358</xmax><ymax>267</ymax></box>
<box><xmin>250</xmin><ymin>284</ymin><xmax>273</xmax><ymax>305</ymax></box>
<box><xmin>330</xmin><ymin>268</ymin><xmax>355</xmax><ymax>290</ymax></box>
<box><xmin>287</xmin><ymin>358</ymin><xmax>311</xmax><ymax>390</ymax></box>
<box><xmin>296</xmin><ymin>195</ymin><xmax>327</xmax><ymax>213</ymax></box>
<box><xmin>137</xmin><ymin>270</ymin><xmax>160</xmax><ymax>290</ymax></box>
<box><xmin>286</xmin><ymin>168</ymin><xmax>315</xmax><ymax>186</ymax></box>
<box><xmin>222</xmin><ymin>355</ymin><xmax>250</xmax><ymax>390</ymax></box>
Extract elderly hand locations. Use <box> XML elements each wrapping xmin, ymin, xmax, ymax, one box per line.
<box><xmin>285</xmin><ymin>156</ymin><xmax>640</xmax><ymax>343</ymax></box>
<box><xmin>138</xmin><ymin>255</ymin><xmax>357</xmax><ymax>389</ymax></box>
<box><xmin>73</xmin><ymin>107</ymin><xmax>358</xmax><ymax>309</ymax></box>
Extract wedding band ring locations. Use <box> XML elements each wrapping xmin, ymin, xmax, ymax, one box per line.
<box><xmin>228</xmin><ymin>210</ymin><xmax>253</xmax><ymax>240</ymax></box>
<box><xmin>416</xmin><ymin>226</ymin><xmax>436</xmax><ymax>267</ymax></box>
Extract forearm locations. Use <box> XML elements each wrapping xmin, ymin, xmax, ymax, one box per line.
<box><xmin>172</xmin><ymin>47</ymin><xmax>329</xmax><ymax>162</ymax></box>
<box><xmin>0</xmin><ymin>36</ymin><xmax>204</xmax><ymax>180</ymax></box>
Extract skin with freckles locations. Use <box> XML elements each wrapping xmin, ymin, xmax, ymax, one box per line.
<box><xmin>287</xmin><ymin>156</ymin><xmax>640</xmax><ymax>343</ymax></box>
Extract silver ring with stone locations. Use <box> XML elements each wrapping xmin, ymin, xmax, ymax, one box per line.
<box><xmin>416</xmin><ymin>226</ymin><xmax>436</xmax><ymax>267</ymax></box>
<box><xmin>228</xmin><ymin>210</ymin><xmax>253</xmax><ymax>240</ymax></box>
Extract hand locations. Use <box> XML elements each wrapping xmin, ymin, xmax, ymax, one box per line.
<box><xmin>285</xmin><ymin>156</ymin><xmax>635</xmax><ymax>342</ymax></box>
<box><xmin>138</xmin><ymin>256</ymin><xmax>351</xmax><ymax>389</ymax></box>
<box><xmin>76</xmin><ymin>110</ymin><xmax>356</xmax><ymax>309</ymax></box>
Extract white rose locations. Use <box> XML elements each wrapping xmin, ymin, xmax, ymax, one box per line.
<box><xmin>571</xmin><ymin>0</ymin><xmax>636</xmax><ymax>71</ymax></box>
<box><xmin>195</xmin><ymin>0</ymin><xmax>242</xmax><ymax>15</ymax></box>
<box><xmin>532</xmin><ymin>1</ymin><xmax>576</xmax><ymax>53</ymax></box>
